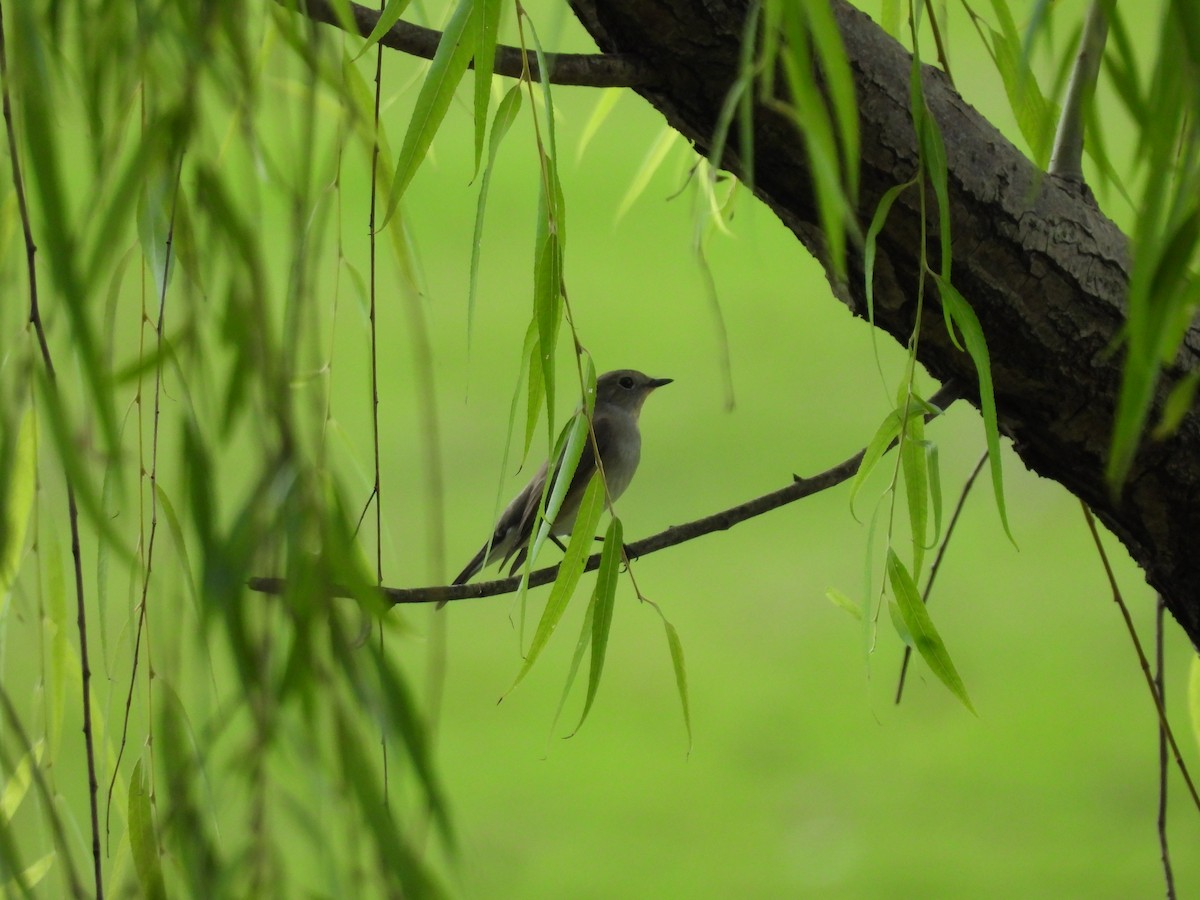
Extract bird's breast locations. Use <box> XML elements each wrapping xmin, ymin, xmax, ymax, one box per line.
<box><xmin>602</xmin><ymin>419</ymin><xmax>642</xmax><ymax>501</ymax></box>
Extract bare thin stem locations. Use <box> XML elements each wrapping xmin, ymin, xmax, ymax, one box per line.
<box><xmin>1155</xmin><ymin>596</ymin><xmax>1177</xmax><ymax>899</ymax></box>
<box><xmin>366</xmin><ymin>0</ymin><xmax>391</xmax><ymax>810</ymax></box>
<box><xmin>106</xmin><ymin>150</ymin><xmax>183</xmax><ymax>847</ymax></box>
<box><xmin>1080</xmin><ymin>504</ymin><xmax>1200</xmax><ymax>815</ymax></box>
<box><xmin>0</xmin><ymin>6</ymin><xmax>104</xmax><ymax>895</ymax></box>
<box><xmin>922</xmin><ymin>0</ymin><xmax>955</xmax><ymax>87</ymax></box>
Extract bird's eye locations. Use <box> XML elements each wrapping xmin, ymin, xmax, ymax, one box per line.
<box><xmin>619</xmin><ymin>376</ymin><xmax>635</xmax><ymax>389</ymax></box>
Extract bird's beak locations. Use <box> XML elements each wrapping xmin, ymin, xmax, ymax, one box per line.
<box><xmin>648</xmin><ymin>377</ymin><xmax>673</xmax><ymax>389</ymax></box>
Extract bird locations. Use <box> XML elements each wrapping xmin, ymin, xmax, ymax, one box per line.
<box><xmin>449</xmin><ymin>369</ymin><xmax>672</xmax><ymax>593</ymax></box>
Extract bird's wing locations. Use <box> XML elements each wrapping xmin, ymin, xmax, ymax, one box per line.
<box><xmin>502</xmin><ymin>413</ymin><xmax>617</xmax><ymax>562</ymax></box>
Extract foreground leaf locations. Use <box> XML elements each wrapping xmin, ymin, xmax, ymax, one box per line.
<box><xmin>886</xmin><ymin>550</ymin><xmax>975</xmax><ymax>713</ymax></box>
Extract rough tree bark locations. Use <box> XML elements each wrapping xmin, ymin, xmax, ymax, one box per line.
<box><xmin>567</xmin><ymin>0</ymin><xmax>1200</xmax><ymax>646</ymax></box>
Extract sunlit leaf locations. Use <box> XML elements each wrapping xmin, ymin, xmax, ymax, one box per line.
<box><xmin>615</xmin><ymin>127</ymin><xmax>679</xmax><ymax>221</ymax></box>
<box><xmin>353</xmin><ymin>0</ymin><xmax>414</xmax><ymax>60</ymax></box>
<box><xmin>826</xmin><ymin>587</ymin><xmax>863</xmax><ymax>621</ymax></box>
<box><xmin>0</xmin><ymin>739</ymin><xmax>42</xmax><ymax>822</ymax></box>
<box><xmin>576</xmin><ymin>88</ymin><xmax>622</xmax><ymax>161</ymax></box>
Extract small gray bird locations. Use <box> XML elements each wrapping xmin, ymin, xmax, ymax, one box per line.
<box><xmin>451</xmin><ymin>369</ymin><xmax>672</xmax><ymax>589</ymax></box>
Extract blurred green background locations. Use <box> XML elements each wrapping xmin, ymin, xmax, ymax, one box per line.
<box><xmin>389</xmin><ymin>3</ymin><xmax>1200</xmax><ymax>897</ymax></box>
<box><xmin>4</xmin><ymin>0</ymin><xmax>1199</xmax><ymax>897</ymax></box>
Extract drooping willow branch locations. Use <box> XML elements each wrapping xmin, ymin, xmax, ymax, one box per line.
<box><xmin>278</xmin><ymin>0</ymin><xmax>655</xmax><ymax>87</ymax></box>
<box><xmin>248</xmin><ymin>382</ymin><xmax>962</xmax><ymax>605</ymax></box>
<box><xmin>0</xmin><ymin>5</ymin><xmax>104</xmax><ymax>896</ymax></box>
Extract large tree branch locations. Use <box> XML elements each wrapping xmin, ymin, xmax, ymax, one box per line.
<box><xmin>283</xmin><ymin>0</ymin><xmax>653</xmax><ymax>87</ymax></box>
<box><xmin>566</xmin><ymin>0</ymin><xmax>1200</xmax><ymax>646</ymax></box>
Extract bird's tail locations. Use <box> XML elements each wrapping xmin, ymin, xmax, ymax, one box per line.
<box><xmin>451</xmin><ymin>545</ymin><xmax>487</xmax><ymax>587</ymax></box>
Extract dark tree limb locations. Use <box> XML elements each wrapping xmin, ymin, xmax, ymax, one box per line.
<box><xmin>564</xmin><ymin>0</ymin><xmax>1200</xmax><ymax>648</ymax></box>
<box><xmin>281</xmin><ymin>0</ymin><xmax>654</xmax><ymax>87</ymax></box>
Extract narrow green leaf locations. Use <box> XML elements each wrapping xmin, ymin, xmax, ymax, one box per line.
<box><xmin>532</xmin><ymin>169</ymin><xmax>564</xmax><ymax>444</ymax></box>
<box><xmin>1</xmin><ymin>853</ymin><xmax>53</xmax><ymax>895</ymax></box>
<box><xmin>332</xmin><ymin>706</ymin><xmax>441</xmax><ymax>894</ymax></box>
<box><xmin>663</xmin><ymin>617</ymin><xmax>692</xmax><ymax>750</ymax></box>
<box><xmin>924</xmin><ymin>439</ymin><xmax>943</xmax><ymax>547</ymax></box>
<box><xmin>920</xmin><ymin>113</ymin><xmax>952</xmax><ymax>283</ymax></box>
<box><xmin>1154</xmin><ymin>370</ymin><xmax>1200</xmax><ymax>439</ymax></box>
<box><xmin>848</xmin><ymin>408</ymin><xmax>905</xmax><ymax>517</ymax></box>
<box><xmin>383</xmin><ymin>0</ymin><xmax>480</xmax><ymax>226</ymax></box>
<box><xmin>10</xmin><ymin>3</ymin><xmax>118</xmax><ymax>456</ymax></box>
<box><xmin>901</xmin><ymin>402</ymin><xmax>928</xmax><ymax>579</ymax></box>
<box><xmin>155</xmin><ymin>484</ymin><xmax>200</xmax><ymax>613</ymax></box>
<box><xmin>778</xmin><ymin>6</ymin><xmax>853</xmax><ymax>277</ymax></box>
<box><xmin>469</xmin><ymin>85</ymin><xmax>523</xmax><ymax>341</ymax></box>
<box><xmin>886</xmin><ymin>550</ymin><xmax>975</xmax><ymax>713</ymax></box>
<box><xmin>524</xmin><ymin>327</ymin><xmax>546</xmax><ymax>460</ymax></box>
<box><xmin>615</xmin><ymin>128</ymin><xmax>679</xmax><ymax>221</ymax></box>
<box><xmin>825</xmin><ymin>587</ymin><xmax>863</xmax><ymax>621</ymax></box>
<box><xmin>986</xmin><ymin>24</ymin><xmax>1058</xmax><ymax>167</ymax></box>
<box><xmin>129</xmin><ymin>758</ymin><xmax>166</xmax><ymax>900</ymax></box>
<box><xmin>0</xmin><ymin>740</ymin><xmax>42</xmax><ymax>822</ymax></box>
<box><xmin>576</xmin><ymin>517</ymin><xmax>623</xmax><ymax>731</ymax></box>
<box><xmin>0</xmin><ymin>407</ymin><xmax>36</xmax><ymax>609</ymax></box>
<box><xmin>936</xmin><ymin>277</ymin><xmax>1013</xmax><ymax>541</ymax></box>
<box><xmin>366</xmin><ymin>644</ymin><xmax>455</xmax><ymax>844</ymax></box>
<box><xmin>44</xmin><ymin>535</ymin><xmax>68</xmax><ymax>758</ymax></box>
<box><xmin>472</xmin><ymin>0</ymin><xmax>503</xmax><ymax>175</ymax></box>
<box><xmin>881</xmin><ymin>0</ymin><xmax>901</xmax><ymax>36</ymax></box>
<box><xmin>576</xmin><ymin>88</ymin><xmax>622</xmax><ymax>161</ymax></box>
<box><xmin>353</xmin><ymin>0</ymin><xmax>414</xmax><ymax>60</ymax></box>
<box><xmin>529</xmin><ymin>406</ymin><xmax>589</xmax><ymax>563</ymax></box>
<box><xmin>511</xmin><ymin>472</ymin><xmax>606</xmax><ymax>688</ymax></box>
<box><xmin>551</xmin><ymin>595</ymin><xmax>596</xmax><ymax>737</ymax></box>
<box><xmin>805</xmin><ymin>0</ymin><xmax>859</xmax><ymax>200</ymax></box>
<box><xmin>864</xmin><ymin>181</ymin><xmax>914</xmax><ymax>325</ymax></box>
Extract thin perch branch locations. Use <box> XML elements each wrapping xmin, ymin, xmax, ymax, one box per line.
<box><xmin>249</xmin><ymin>382</ymin><xmax>962</xmax><ymax>605</ymax></box>
<box><xmin>279</xmin><ymin>0</ymin><xmax>654</xmax><ymax>87</ymax></box>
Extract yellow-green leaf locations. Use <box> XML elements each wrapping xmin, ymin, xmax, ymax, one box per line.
<box><xmin>887</xmin><ymin>550</ymin><xmax>975</xmax><ymax>713</ymax></box>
